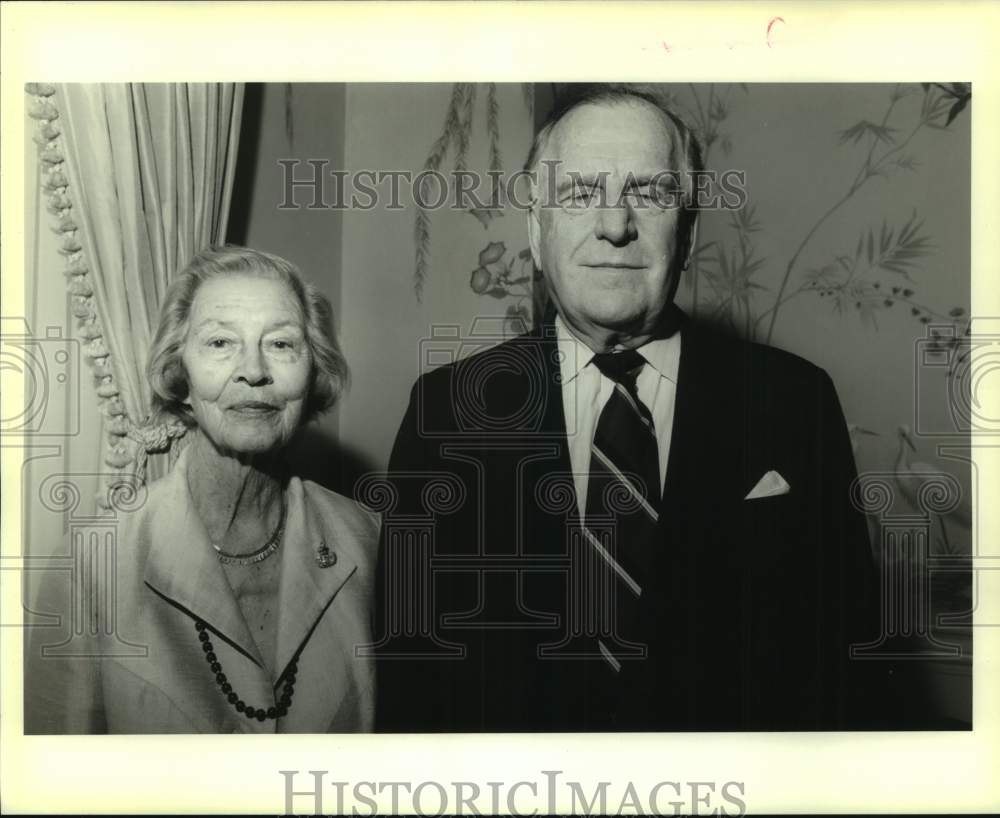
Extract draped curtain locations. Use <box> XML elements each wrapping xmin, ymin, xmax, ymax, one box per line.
<box><xmin>27</xmin><ymin>83</ymin><xmax>244</xmax><ymax>499</ymax></box>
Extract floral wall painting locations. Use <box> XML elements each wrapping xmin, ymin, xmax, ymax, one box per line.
<box><xmin>468</xmin><ymin>241</ymin><xmax>538</xmax><ymax>336</ymax></box>
<box><xmin>413</xmin><ymin>83</ymin><xmax>541</xmax><ymax>335</ymax></box>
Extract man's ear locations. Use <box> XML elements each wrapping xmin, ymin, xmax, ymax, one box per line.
<box><xmin>526</xmin><ymin>200</ymin><xmax>543</xmax><ymax>272</ymax></box>
<box><xmin>681</xmin><ymin>211</ymin><xmax>700</xmax><ymax>271</ymax></box>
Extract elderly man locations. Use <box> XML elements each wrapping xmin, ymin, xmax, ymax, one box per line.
<box><xmin>374</xmin><ymin>86</ymin><xmax>887</xmax><ymax>732</ymax></box>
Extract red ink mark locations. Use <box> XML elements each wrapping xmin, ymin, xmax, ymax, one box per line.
<box><xmin>662</xmin><ymin>41</ymin><xmax>671</xmax><ymax>52</ymax></box>
<box><xmin>766</xmin><ymin>16</ymin><xmax>784</xmax><ymax>49</ymax></box>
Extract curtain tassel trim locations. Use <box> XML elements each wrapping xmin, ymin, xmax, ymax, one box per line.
<box><xmin>26</xmin><ymin>82</ymin><xmax>188</xmax><ymax>510</ymax></box>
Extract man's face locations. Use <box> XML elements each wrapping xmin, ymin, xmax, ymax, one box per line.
<box><xmin>527</xmin><ymin>99</ymin><xmax>690</xmax><ymax>349</ymax></box>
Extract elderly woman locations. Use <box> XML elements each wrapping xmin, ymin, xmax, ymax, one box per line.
<box><xmin>27</xmin><ymin>246</ymin><xmax>377</xmax><ymax>733</ymax></box>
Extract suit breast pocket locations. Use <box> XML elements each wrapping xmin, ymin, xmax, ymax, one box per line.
<box><xmin>740</xmin><ymin>491</ymin><xmax>792</xmax><ymax>537</ymax></box>
<box><xmin>742</xmin><ymin>492</ymin><xmax>791</xmax><ymax>507</ymax></box>
<box><xmin>740</xmin><ymin>491</ymin><xmax>814</xmax><ymax>568</ymax></box>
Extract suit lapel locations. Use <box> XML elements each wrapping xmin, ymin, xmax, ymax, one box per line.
<box><xmin>537</xmin><ymin>321</ymin><xmax>572</xmax><ymax>438</ymax></box>
<box><xmin>659</xmin><ymin>317</ymin><xmax>746</xmax><ymax>526</ymax></box>
<box><xmin>273</xmin><ymin>477</ymin><xmax>357</xmax><ymax>685</ymax></box>
<box><xmin>143</xmin><ymin>449</ymin><xmax>264</xmax><ymax>668</ymax></box>
<box><xmin>142</xmin><ymin>453</ymin><xmax>363</xmax><ymax>732</ymax></box>
<box><xmin>521</xmin><ymin>323</ymin><xmax>578</xmax><ymax>549</ymax></box>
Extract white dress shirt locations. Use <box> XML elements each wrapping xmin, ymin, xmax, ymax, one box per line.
<box><xmin>555</xmin><ymin>314</ymin><xmax>681</xmax><ymax>519</ymax></box>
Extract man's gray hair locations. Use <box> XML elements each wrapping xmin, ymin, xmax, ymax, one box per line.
<box><xmin>525</xmin><ymin>84</ymin><xmax>702</xmax><ymax>240</ymax></box>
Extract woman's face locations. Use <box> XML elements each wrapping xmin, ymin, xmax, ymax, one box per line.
<box><xmin>181</xmin><ymin>273</ymin><xmax>312</xmax><ymax>456</ymax></box>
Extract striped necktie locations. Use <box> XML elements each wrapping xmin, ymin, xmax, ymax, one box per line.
<box><xmin>584</xmin><ymin>349</ymin><xmax>661</xmax><ymax>603</ymax></box>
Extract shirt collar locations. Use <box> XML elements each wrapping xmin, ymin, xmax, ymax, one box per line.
<box><xmin>555</xmin><ymin>314</ymin><xmax>594</xmax><ymax>385</ymax></box>
<box><xmin>555</xmin><ymin>313</ymin><xmax>681</xmax><ymax>385</ymax></box>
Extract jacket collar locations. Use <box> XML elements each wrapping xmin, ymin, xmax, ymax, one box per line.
<box><xmin>553</xmin><ymin>313</ymin><xmax>681</xmax><ymax>385</ymax></box>
<box><xmin>540</xmin><ymin>306</ymin><xmax>729</xmax><ymax>521</ymax></box>
<box><xmin>658</xmin><ymin>313</ymin><xmax>747</xmax><ymax>520</ymax></box>
<box><xmin>273</xmin><ymin>477</ymin><xmax>357</xmax><ymax>683</ymax></box>
<box><xmin>143</xmin><ymin>447</ymin><xmax>357</xmax><ymax>682</ymax></box>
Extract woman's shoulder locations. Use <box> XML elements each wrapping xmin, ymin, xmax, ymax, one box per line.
<box><xmin>300</xmin><ymin>480</ymin><xmax>381</xmax><ymax>544</ymax></box>
<box><xmin>122</xmin><ymin>463</ymin><xmax>190</xmax><ymax>532</ymax></box>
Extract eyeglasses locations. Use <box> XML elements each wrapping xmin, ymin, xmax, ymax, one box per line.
<box><xmin>537</xmin><ymin>180</ymin><xmax>687</xmax><ymax>218</ymax></box>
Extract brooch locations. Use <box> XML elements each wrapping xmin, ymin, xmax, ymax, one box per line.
<box><xmin>315</xmin><ymin>540</ymin><xmax>338</xmax><ymax>568</ymax></box>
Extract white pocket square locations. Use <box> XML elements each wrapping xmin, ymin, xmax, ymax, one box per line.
<box><xmin>744</xmin><ymin>470</ymin><xmax>790</xmax><ymax>500</ymax></box>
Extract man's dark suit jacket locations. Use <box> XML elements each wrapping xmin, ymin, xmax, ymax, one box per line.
<box><xmin>374</xmin><ymin>312</ymin><xmax>890</xmax><ymax>732</ymax></box>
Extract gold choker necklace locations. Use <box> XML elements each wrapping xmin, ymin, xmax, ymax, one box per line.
<box><xmin>212</xmin><ymin>499</ymin><xmax>286</xmax><ymax>566</ymax></box>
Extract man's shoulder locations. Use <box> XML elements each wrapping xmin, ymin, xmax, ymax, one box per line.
<box><xmin>419</xmin><ymin>329</ymin><xmax>550</xmax><ymax>382</ymax></box>
<box><xmin>680</xmin><ymin>321</ymin><xmax>847</xmax><ymax>457</ymax></box>
<box><xmin>402</xmin><ymin>328</ymin><xmax>555</xmax><ymax>438</ymax></box>
<box><xmin>686</xmin><ymin>320</ymin><xmax>832</xmax><ymax>390</ymax></box>
<box><xmin>412</xmin><ymin>328</ymin><xmax>554</xmax><ymax>403</ymax></box>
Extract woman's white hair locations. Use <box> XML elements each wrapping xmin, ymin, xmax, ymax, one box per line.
<box><xmin>147</xmin><ymin>245</ymin><xmax>348</xmax><ymax>426</ymax></box>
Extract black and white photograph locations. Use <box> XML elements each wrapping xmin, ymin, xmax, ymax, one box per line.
<box><xmin>3</xmin><ymin>2</ymin><xmax>999</xmax><ymax>816</ymax></box>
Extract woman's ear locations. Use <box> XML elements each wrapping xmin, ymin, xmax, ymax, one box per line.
<box><xmin>167</xmin><ymin>361</ymin><xmax>192</xmax><ymax>408</ymax></box>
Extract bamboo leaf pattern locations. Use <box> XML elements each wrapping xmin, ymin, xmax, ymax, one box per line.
<box><xmin>414</xmin><ymin>208</ymin><xmax>432</xmax><ymax>302</ymax></box>
<box><xmin>487</xmin><ymin>83</ymin><xmax>503</xmax><ymax>202</ymax></box>
<box><xmin>673</xmin><ymin>83</ymin><xmax>751</xmax><ymax>318</ymax></box>
<box><xmin>839</xmin><ymin>120</ymin><xmax>898</xmax><ymax>146</ymax></box>
<box><xmin>800</xmin><ymin>211</ymin><xmax>950</xmax><ymax>328</ymax></box>
<box><xmin>700</xmin><ymin>203</ymin><xmax>768</xmax><ymax>336</ymax></box>
<box><xmin>283</xmin><ymin>83</ymin><xmax>295</xmax><ymax>146</ymax></box>
<box><xmin>755</xmin><ymin>83</ymin><xmax>969</xmax><ymax>343</ymax></box>
<box><xmin>522</xmin><ymin>82</ymin><xmax>534</xmax><ymax>114</ymax></box>
<box><xmin>920</xmin><ymin>83</ymin><xmax>970</xmax><ymax>129</ymax></box>
<box><xmin>947</xmin><ymin>96</ymin><xmax>970</xmax><ymax>126</ymax></box>
<box><xmin>455</xmin><ymin>84</ymin><xmax>477</xmax><ymax>172</ymax></box>
<box><xmin>647</xmin><ymin>82</ymin><xmax>972</xmax><ymax>345</ymax></box>
<box><xmin>414</xmin><ymin>83</ymin><xmax>471</xmax><ymax>300</ymax></box>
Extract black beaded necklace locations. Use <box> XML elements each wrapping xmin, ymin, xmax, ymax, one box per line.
<box><xmin>195</xmin><ymin>620</ymin><xmax>297</xmax><ymax>722</ymax></box>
